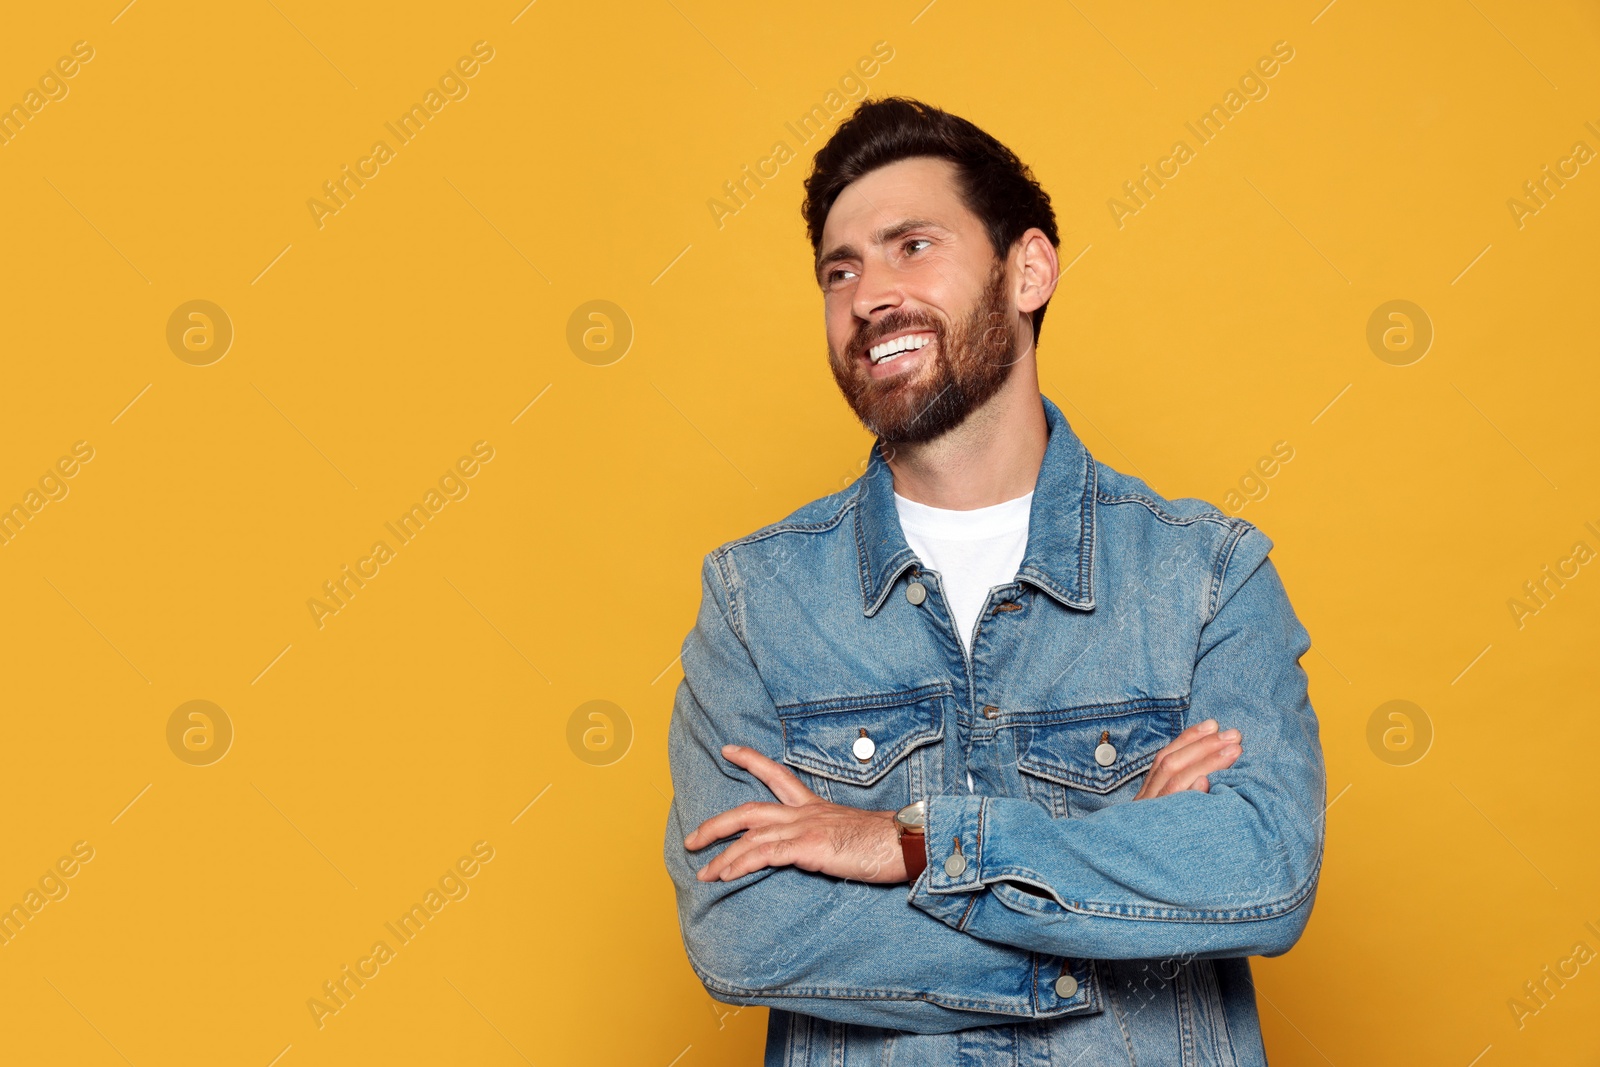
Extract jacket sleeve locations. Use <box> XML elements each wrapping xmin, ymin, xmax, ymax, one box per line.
<box><xmin>663</xmin><ymin>553</ymin><xmax>1091</xmax><ymax>1033</ymax></box>
<box><xmin>907</xmin><ymin>525</ymin><xmax>1326</xmax><ymax>961</ymax></box>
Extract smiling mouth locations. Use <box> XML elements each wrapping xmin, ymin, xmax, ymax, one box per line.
<box><xmin>865</xmin><ymin>331</ymin><xmax>935</xmax><ymax>366</ymax></box>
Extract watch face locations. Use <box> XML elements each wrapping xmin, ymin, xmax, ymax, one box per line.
<box><xmin>895</xmin><ymin>798</ymin><xmax>927</xmax><ymax>831</ymax></box>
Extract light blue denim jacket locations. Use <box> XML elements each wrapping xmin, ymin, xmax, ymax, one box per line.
<box><xmin>663</xmin><ymin>393</ymin><xmax>1325</xmax><ymax>1066</ymax></box>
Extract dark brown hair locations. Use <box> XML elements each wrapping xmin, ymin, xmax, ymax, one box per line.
<box><xmin>801</xmin><ymin>96</ymin><xmax>1061</xmax><ymax>344</ymax></box>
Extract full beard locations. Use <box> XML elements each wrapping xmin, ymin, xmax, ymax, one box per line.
<box><xmin>828</xmin><ymin>259</ymin><xmax>1021</xmax><ymax>446</ymax></box>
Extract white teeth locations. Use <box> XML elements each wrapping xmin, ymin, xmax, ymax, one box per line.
<box><xmin>868</xmin><ymin>333</ymin><xmax>933</xmax><ymax>364</ymax></box>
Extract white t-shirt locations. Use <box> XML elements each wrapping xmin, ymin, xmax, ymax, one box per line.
<box><xmin>893</xmin><ymin>489</ymin><xmax>1034</xmax><ymax>793</ymax></box>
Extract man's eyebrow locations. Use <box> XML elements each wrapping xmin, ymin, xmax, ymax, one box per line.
<box><xmin>814</xmin><ymin>217</ymin><xmax>945</xmax><ymax>283</ymax></box>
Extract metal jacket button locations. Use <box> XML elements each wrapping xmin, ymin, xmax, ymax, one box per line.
<box><xmin>1094</xmin><ymin>730</ymin><xmax>1117</xmax><ymax>767</ymax></box>
<box><xmin>944</xmin><ymin>835</ymin><xmax>967</xmax><ymax>876</ymax></box>
<box><xmin>852</xmin><ymin>729</ymin><xmax>875</xmax><ymax>761</ymax></box>
<box><xmin>1055</xmin><ymin>973</ymin><xmax>1079</xmax><ymax>997</ymax></box>
<box><xmin>906</xmin><ymin>581</ymin><xmax>927</xmax><ymax>606</ymax></box>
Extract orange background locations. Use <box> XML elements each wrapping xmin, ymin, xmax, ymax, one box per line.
<box><xmin>1</xmin><ymin>1</ymin><xmax>1596</xmax><ymax>1063</ymax></box>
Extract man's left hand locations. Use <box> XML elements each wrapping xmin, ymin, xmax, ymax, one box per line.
<box><xmin>683</xmin><ymin>744</ymin><xmax>905</xmax><ymax>884</ymax></box>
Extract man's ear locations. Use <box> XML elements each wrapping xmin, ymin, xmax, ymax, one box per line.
<box><xmin>1012</xmin><ymin>227</ymin><xmax>1060</xmax><ymax>317</ymax></box>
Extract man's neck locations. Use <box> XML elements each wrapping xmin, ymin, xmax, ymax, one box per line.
<box><xmin>885</xmin><ymin>361</ymin><xmax>1048</xmax><ymax>511</ymax></box>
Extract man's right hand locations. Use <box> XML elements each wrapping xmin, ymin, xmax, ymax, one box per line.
<box><xmin>1133</xmin><ymin>718</ymin><xmax>1242</xmax><ymax>800</ymax></box>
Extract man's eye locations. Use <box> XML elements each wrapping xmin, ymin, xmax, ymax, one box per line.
<box><xmin>904</xmin><ymin>238</ymin><xmax>931</xmax><ymax>255</ymax></box>
<box><xmin>827</xmin><ymin>268</ymin><xmax>857</xmax><ymax>286</ymax></box>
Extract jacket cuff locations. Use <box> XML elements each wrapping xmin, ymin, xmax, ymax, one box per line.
<box><xmin>905</xmin><ymin>794</ymin><xmax>987</xmax><ymax>927</ymax></box>
<box><xmin>904</xmin><ymin>795</ymin><xmax>1100</xmax><ymax>1018</ymax></box>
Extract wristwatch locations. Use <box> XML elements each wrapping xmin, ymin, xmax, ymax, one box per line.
<box><xmin>894</xmin><ymin>799</ymin><xmax>928</xmax><ymax>882</ymax></box>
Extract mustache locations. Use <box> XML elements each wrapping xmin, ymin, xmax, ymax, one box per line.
<box><xmin>847</xmin><ymin>311</ymin><xmax>942</xmax><ymax>362</ymax></box>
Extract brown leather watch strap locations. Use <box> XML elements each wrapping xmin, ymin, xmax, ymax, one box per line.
<box><xmin>900</xmin><ymin>828</ymin><xmax>927</xmax><ymax>883</ymax></box>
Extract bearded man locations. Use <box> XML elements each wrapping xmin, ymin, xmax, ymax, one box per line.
<box><xmin>664</xmin><ymin>96</ymin><xmax>1325</xmax><ymax>1067</ymax></box>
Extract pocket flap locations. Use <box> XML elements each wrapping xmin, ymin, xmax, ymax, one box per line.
<box><xmin>1017</xmin><ymin>697</ymin><xmax>1187</xmax><ymax>794</ymax></box>
<box><xmin>776</xmin><ymin>683</ymin><xmax>948</xmax><ymax>787</ymax></box>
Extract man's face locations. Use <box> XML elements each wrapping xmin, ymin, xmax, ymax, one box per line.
<box><xmin>816</xmin><ymin>156</ymin><xmax>1023</xmax><ymax>445</ymax></box>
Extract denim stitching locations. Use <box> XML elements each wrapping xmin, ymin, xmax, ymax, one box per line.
<box><xmin>1176</xmin><ymin>962</ymin><xmax>1196</xmax><ymax>1067</ymax></box>
<box><xmin>1080</xmin><ymin>454</ymin><xmax>1097</xmax><ymax>603</ymax></box>
<box><xmin>1200</xmin><ymin>959</ymin><xmax>1239</xmax><ymax>1067</ymax></box>
<box><xmin>1030</xmin><ymin>951</ymin><xmax>1041</xmax><ymax>1018</ymax></box>
<box><xmin>1094</xmin><ymin>489</ymin><xmax>1234</xmax><ymax>530</ymax></box>
<box><xmin>1014</xmin><ymin>701</ymin><xmax>1188</xmax><ymax>793</ymax></box>
<box><xmin>976</xmin><ymin>794</ymin><xmax>987</xmax><ymax>872</ymax></box>
<box><xmin>1105</xmin><ymin>964</ymin><xmax>1142</xmax><ymax>1067</ymax></box>
<box><xmin>687</xmin><ymin>951</ymin><xmax>1037</xmax><ymax>1014</ymax></box>
<box><xmin>1204</xmin><ymin>522</ymin><xmax>1254</xmax><ymax>625</ymax></box>
<box><xmin>959</xmin><ymin>843</ymin><xmax>1323</xmax><ymax>922</ymax></box>
<box><xmin>956</xmin><ymin>889</ymin><xmax>981</xmax><ymax>932</ymax></box>
<box><xmin>721</xmin><ymin>492</ymin><xmax>858</xmax><ymax>551</ymax></box>
<box><xmin>853</xmin><ymin>493</ymin><xmax>874</xmax><ymax>606</ymax></box>
<box><xmin>1051</xmin><ymin>846</ymin><xmax>1324</xmax><ymax>922</ymax></box>
<box><xmin>854</xmin><ymin>499</ymin><xmax>921</xmax><ymax>616</ymax></box>
<box><xmin>776</xmin><ymin>681</ymin><xmax>954</xmax><ymax>715</ymax></box>
<box><xmin>710</xmin><ymin>548</ymin><xmax>747</xmax><ymax>645</ymax></box>
<box><xmin>779</xmin><ymin>725</ymin><xmax>943</xmax><ymax>787</ymax></box>
<box><xmin>773</xmin><ymin>686</ymin><xmax>950</xmax><ymax>786</ymax></box>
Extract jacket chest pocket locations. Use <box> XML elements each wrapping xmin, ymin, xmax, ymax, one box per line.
<box><xmin>1014</xmin><ymin>697</ymin><xmax>1187</xmax><ymax>817</ymax></box>
<box><xmin>775</xmin><ymin>683</ymin><xmax>948</xmax><ymax>811</ymax></box>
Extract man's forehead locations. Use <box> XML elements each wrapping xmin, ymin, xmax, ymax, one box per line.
<box><xmin>819</xmin><ymin>156</ymin><xmax>969</xmax><ymax>244</ymax></box>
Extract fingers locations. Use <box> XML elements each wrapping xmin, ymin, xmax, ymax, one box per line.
<box><xmin>1171</xmin><ymin>718</ymin><xmax>1221</xmax><ymax>746</ymax></box>
<box><xmin>696</xmin><ymin>828</ymin><xmax>796</xmax><ymax>882</ymax></box>
<box><xmin>1153</xmin><ymin>740</ymin><xmax>1241</xmax><ymax>796</ymax></box>
<box><xmin>693</xmin><ymin>806</ymin><xmax>902</xmax><ymax>883</ymax></box>
<box><xmin>1154</xmin><ymin>728</ymin><xmax>1241</xmax><ymax>780</ymax></box>
<box><xmin>718</xmin><ymin>743</ymin><xmax>816</xmax><ymax>806</ymax></box>
<box><xmin>682</xmin><ymin>745</ymin><xmax>820</xmax><ymax>852</ymax></box>
<box><xmin>683</xmin><ymin>798</ymin><xmax>786</xmax><ymax>851</ymax></box>
<box><xmin>1134</xmin><ymin>722</ymin><xmax>1243</xmax><ymax>800</ymax></box>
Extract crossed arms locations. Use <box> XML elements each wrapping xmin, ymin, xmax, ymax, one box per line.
<box><xmin>661</xmin><ymin>527</ymin><xmax>1325</xmax><ymax>1033</ymax></box>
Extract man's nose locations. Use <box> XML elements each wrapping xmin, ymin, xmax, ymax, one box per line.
<box><xmin>851</xmin><ymin>258</ymin><xmax>903</xmax><ymax>321</ymax></box>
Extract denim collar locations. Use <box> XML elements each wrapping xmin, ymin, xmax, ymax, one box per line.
<box><xmin>853</xmin><ymin>393</ymin><xmax>1098</xmax><ymax>616</ymax></box>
